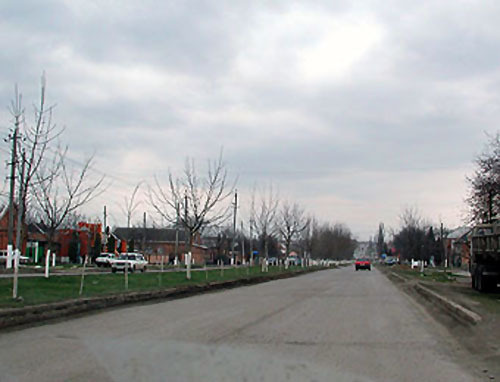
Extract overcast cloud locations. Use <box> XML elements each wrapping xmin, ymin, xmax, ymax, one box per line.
<box><xmin>1</xmin><ymin>0</ymin><xmax>500</xmax><ymax>239</ymax></box>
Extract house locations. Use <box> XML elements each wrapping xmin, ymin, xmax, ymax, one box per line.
<box><xmin>445</xmin><ymin>227</ymin><xmax>472</xmax><ymax>269</ymax></box>
<box><xmin>0</xmin><ymin>204</ymin><xmax>26</xmax><ymax>253</ymax></box>
<box><xmin>26</xmin><ymin>222</ymin><xmax>102</xmax><ymax>263</ymax></box>
<box><xmin>113</xmin><ymin>227</ymin><xmax>209</xmax><ymax>265</ymax></box>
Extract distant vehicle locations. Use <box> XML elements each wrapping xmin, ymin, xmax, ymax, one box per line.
<box><xmin>384</xmin><ymin>256</ymin><xmax>397</xmax><ymax>266</ymax></box>
<box><xmin>287</xmin><ymin>256</ymin><xmax>301</xmax><ymax>266</ymax></box>
<box><xmin>111</xmin><ymin>253</ymin><xmax>147</xmax><ymax>273</ymax></box>
<box><xmin>470</xmin><ymin>222</ymin><xmax>500</xmax><ymax>292</ymax></box>
<box><xmin>355</xmin><ymin>258</ymin><xmax>371</xmax><ymax>271</ymax></box>
<box><xmin>267</xmin><ymin>257</ymin><xmax>278</xmax><ymax>266</ymax></box>
<box><xmin>95</xmin><ymin>253</ymin><xmax>115</xmax><ymax>267</ymax></box>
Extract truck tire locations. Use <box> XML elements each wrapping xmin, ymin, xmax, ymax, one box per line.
<box><xmin>476</xmin><ymin>266</ymin><xmax>493</xmax><ymax>293</ymax></box>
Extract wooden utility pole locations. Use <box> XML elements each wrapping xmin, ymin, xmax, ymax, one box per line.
<box><xmin>7</xmin><ymin>115</ymin><xmax>19</xmax><ymax>247</ymax></box>
<box><xmin>175</xmin><ymin>201</ymin><xmax>179</xmax><ymax>264</ymax></box>
<box><xmin>15</xmin><ymin>151</ymin><xmax>26</xmax><ymax>252</ymax></box>
<box><xmin>249</xmin><ymin>217</ymin><xmax>254</xmax><ymax>266</ymax></box>
<box><xmin>231</xmin><ymin>190</ymin><xmax>237</xmax><ymax>265</ymax></box>
<box><xmin>142</xmin><ymin>212</ymin><xmax>147</xmax><ymax>259</ymax></box>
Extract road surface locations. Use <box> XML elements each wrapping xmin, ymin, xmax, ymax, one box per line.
<box><xmin>0</xmin><ymin>267</ymin><xmax>479</xmax><ymax>381</ymax></box>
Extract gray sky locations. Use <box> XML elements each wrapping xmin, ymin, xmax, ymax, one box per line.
<box><xmin>1</xmin><ymin>0</ymin><xmax>499</xmax><ymax>240</ymax></box>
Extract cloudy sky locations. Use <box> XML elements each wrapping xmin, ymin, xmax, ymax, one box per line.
<box><xmin>1</xmin><ymin>0</ymin><xmax>500</xmax><ymax>240</ymax></box>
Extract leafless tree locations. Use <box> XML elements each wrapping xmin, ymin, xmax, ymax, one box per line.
<box><xmin>6</xmin><ymin>75</ymin><xmax>63</xmax><ymax>246</ymax></box>
<box><xmin>31</xmin><ymin>146</ymin><xmax>105</xmax><ymax>252</ymax></box>
<box><xmin>466</xmin><ymin>132</ymin><xmax>500</xmax><ymax>223</ymax></box>
<box><xmin>253</xmin><ymin>184</ymin><xmax>279</xmax><ymax>259</ymax></box>
<box><xmin>148</xmin><ymin>152</ymin><xmax>234</xmax><ymax>253</ymax></box>
<box><xmin>278</xmin><ymin>201</ymin><xmax>309</xmax><ymax>257</ymax></box>
<box><xmin>119</xmin><ymin>181</ymin><xmax>143</xmax><ymax>228</ymax></box>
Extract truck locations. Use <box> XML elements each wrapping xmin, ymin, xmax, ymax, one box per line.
<box><xmin>470</xmin><ymin>221</ymin><xmax>500</xmax><ymax>292</ymax></box>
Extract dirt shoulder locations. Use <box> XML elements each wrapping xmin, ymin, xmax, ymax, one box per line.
<box><xmin>379</xmin><ymin>264</ymin><xmax>500</xmax><ymax>380</ymax></box>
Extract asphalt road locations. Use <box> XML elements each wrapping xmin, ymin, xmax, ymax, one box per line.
<box><xmin>0</xmin><ymin>266</ymin><xmax>479</xmax><ymax>381</ymax></box>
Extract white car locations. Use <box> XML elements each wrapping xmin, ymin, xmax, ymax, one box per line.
<box><xmin>95</xmin><ymin>253</ymin><xmax>115</xmax><ymax>267</ymax></box>
<box><xmin>111</xmin><ymin>253</ymin><xmax>148</xmax><ymax>273</ymax></box>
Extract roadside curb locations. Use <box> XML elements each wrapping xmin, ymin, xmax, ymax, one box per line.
<box><xmin>413</xmin><ymin>283</ymin><xmax>482</xmax><ymax>325</ymax></box>
<box><xmin>389</xmin><ymin>272</ymin><xmax>408</xmax><ymax>283</ymax></box>
<box><xmin>381</xmin><ymin>268</ymin><xmax>482</xmax><ymax>325</ymax></box>
<box><xmin>0</xmin><ymin>268</ymin><xmax>325</xmax><ymax>330</ymax></box>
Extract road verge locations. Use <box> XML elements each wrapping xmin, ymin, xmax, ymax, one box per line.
<box><xmin>380</xmin><ymin>267</ymin><xmax>482</xmax><ymax>325</ymax></box>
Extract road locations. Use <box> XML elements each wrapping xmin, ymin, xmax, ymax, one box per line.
<box><xmin>0</xmin><ymin>266</ymin><xmax>479</xmax><ymax>381</ymax></box>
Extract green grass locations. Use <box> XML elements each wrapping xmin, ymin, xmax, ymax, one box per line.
<box><xmin>0</xmin><ymin>266</ymin><xmax>311</xmax><ymax>309</ymax></box>
<box><xmin>388</xmin><ymin>265</ymin><xmax>457</xmax><ymax>283</ymax></box>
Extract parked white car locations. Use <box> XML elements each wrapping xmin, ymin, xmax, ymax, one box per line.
<box><xmin>111</xmin><ymin>253</ymin><xmax>148</xmax><ymax>273</ymax></box>
<box><xmin>95</xmin><ymin>253</ymin><xmax>115</xmax><ymax>267</ymax></box>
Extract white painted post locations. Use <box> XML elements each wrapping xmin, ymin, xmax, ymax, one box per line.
<box><xmin>174</xmin><ymin>256</ymin><xmax>178</xmax><ymax>266</ymax></box>
<box><xmin>6</xmin><ymin>245</ymin><xmax>13</xmax><ymax>269</ymax></box>
<box><xmin>52</xmin><ymin>252</ymin><xmax>56</xmax><ymax>267</ymax></box>
<box><xmin>186</xmin><ymin>252</ymin><xmax>192</xmax><ymax>280</ymax></box>
<box><xmin>45</xmin><ymin>250</ymin><xmax>51</xmax><ymax>278</ymax></box>
<box><xmin>285</xmin><ymin>258</ymin><xmax>289</xmax><ymax>270</ymax></box>
<box><xmin>12</xmin><ymin>249</ymin><xmax>19</xmax><ymax>299</ymax></box>
<box><xmin>34</xmin><ymin>242</ymin><xmax>39</xmax><ymax>263</ymax></box>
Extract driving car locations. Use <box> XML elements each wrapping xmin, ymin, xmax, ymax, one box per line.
<box><xmin>95</xmin><ymin>252</ymin><xmax>115</xmax><ymax>267</ymax></box>
<box><xmin>355</xmin><ymin>258</ymin><xmax>371</xmax><ymax>271</ymax></box>
<box><xmin>111</xmin><ymin>253</ymin><xmax>148</xmax><ymax>273</ymax></box>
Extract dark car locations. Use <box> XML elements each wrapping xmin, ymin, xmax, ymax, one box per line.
<box><xmin>355</xmin><ymin>258</ymin><xmax>371</xmax><ymax>271</ymax></box>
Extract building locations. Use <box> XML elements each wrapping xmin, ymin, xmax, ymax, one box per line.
<box><xmin>113</xmin><ymin>227</ymin><xmax>209</xmax><ymax>265</ymax></box>
<box><xmin>445</xmin><ymin>227</ymin><xmax>472</xmax><ymax>269</ymax></box>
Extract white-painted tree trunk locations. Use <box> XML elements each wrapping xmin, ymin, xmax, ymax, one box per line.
<box><xmin>186</xmin><ymin>252</ymin><xmax>192</xmax><ymax>280</ymax></box>
<box><xmin>45</xmin><ymin>250</ymin><xmax>51</xmax><ymax>278</ymax></box>
<box><xmin>52</xmin><ymin>252</ymin><xmax>56</xmax><ymax>267</ymax></box>
<box><xmin>6</xmin><ymin>245</ymin><xmax>13</xmax><ymax>269</ymax></box>
<box><xmin>12</xmin><ymin>249</ymin><xmax>19</xmax><ymax>299</ymax></box>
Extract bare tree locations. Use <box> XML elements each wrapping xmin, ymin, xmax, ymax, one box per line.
<box><xmin>278</xmin><ymin>201</ymin><xmax>309</xmax><ymax>257</ymax></box>
<box><xmin>9</xmin><ymin>75</ymin><xmax>63</xmax><ymax>245</ymax></box>
<box><xmin>119</xmin><ymin>181</ymin><xmax>143</xmax><ymax>228</ymax></box>
<box><xmin>31</xmin><ymin>146</ymin><xmax>105</xmax><ymax>253</ymax></box>
<box><xmin>148</xmin><ymin>152</ymin><xmax>234</xmax><ymax>254</ymax></box>
<box><xmin>466</xmin><ymin>133</ymin><xmax>500</xmax><ymax>223</ymax></box>
<box><xmin>253</xmin><ymin>184</ymin><xmax>279</xmax><ymax>260</ymax></box>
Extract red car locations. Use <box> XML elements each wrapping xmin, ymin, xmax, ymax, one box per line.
<box><xmin>355</xmin><ymin>258</ymin><xmax>371</xmax><ymax>271</ymax></box>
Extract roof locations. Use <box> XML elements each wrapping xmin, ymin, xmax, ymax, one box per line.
<box><xmin>447</xmin><ymin>226</ymin><xmax>472</xmax><ymax>240</ymax></box>
<box><xmin>113</xmin><ymin>227</ymin><xmax>187</xmax><ymax>243</ymax></box>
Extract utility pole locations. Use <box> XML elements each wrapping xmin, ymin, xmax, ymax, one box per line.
<box><xmin>184</xmin><ymin>192</ymin><xmax>189</xmax><ymax>252</ymax></box>
<box><xmin>249</xmin><ymin>217</ymin><xmax>254</xmax><ymax>266</ymax></box>
<box><xmin>240</xmin><ymin>221</ymin><xmax>245</xmax><ymax>265</ymax></box>
<box><xmin>103</xmin><ymin>205</ymin><xmax>108</xmax><ymax>247</ymax></box>
<box><xmin>15</xmin><ymin>150</ymin><xmax>26</xmax><ymax>252</ymax></box>
<box><xmin>231</xmin><ymin>190</ymin><xmax>237</xmax><ymax>265</ymax></box>
<box><xmin>7</xmin><ymin>114</ymin><xmax>20</xmax><ymax>247</ymax></box>
<box><xmin>440</xmin><ymin>222</ymin><xmax>446</xmax><ymax>268</ymax></box>
<box><xmin>103</xmin><ymin>206</ymin><xmax>107</xmax><ymax>233</ymax></box>
<box><xmin>13</xmin><ymin>150</ymin><xmax>25</xmax><ymax>299</ymax></box>
<box><xmin>175</xmin><ymin>201</ymin><xmax>179</xmax><ymax>264</ymax></box>
<box><xmin>142</xmin><ymin>212</ymin><xmax>147</xmax><ymax>259</ymax></box>
<box><xmin>184</xmin><ymin>191</ymin><xmax>191</xmax><ymax>280</ymax></box>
